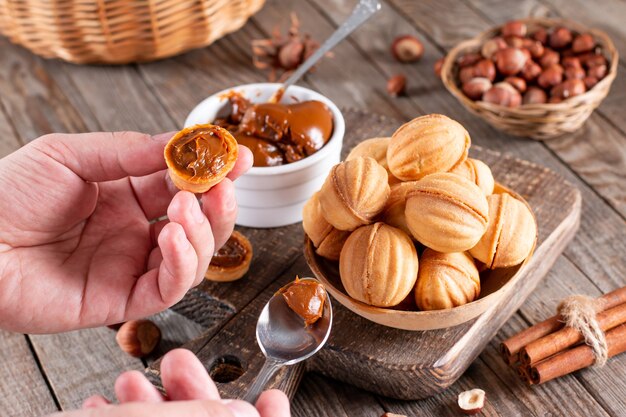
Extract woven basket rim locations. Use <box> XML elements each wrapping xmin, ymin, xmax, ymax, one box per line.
<box><xmin>441</xmin><ymin>17</ymin><xmax>619</xmax><ymax>116</ymax></box>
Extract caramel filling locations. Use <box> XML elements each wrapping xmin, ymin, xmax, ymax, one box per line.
<box><xmin>211</xmin><ymin>236</ymin><xmax>247</xmax><ymax>269</ymax></box>
<box><xmin>214</xmin><ymin>93</ymin><xmax>333</xmax><ymax>167</ymax></box>
<box><xmin>170</xmin><ymin>128</ymin><xmax>230</xmax><ymax>179</ymax></box>
<box><xmin>281</xmin><ymin>278</ymin><xmax>326</xmax><ymax>326</ymax></box>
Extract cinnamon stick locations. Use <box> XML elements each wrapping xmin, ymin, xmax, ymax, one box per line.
<box><xmin>529</xmin><ymin>323</ymin><xmax>626</xmax><ymax>385</ymax></box>
<box><xmin>520</xmin><ymin>302</ymin><xmax>626</xmax><ymax>366</ymax></box>
<box><xmin>500</xmin><ymin>286</ymin><xmax>626</xmax><ymax>363</ymax></box>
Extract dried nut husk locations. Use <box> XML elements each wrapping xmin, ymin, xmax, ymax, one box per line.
<box><xmin>346</xmin><ymin>137</ymin><xmax>400</xmax><ymax>184</ymax></box>
<box><xmin>415</xmin><ymin>249</ymin><xmax>480</xmax><ymax>311</ymax></box>
<box><xmin>470</xmin><ymin>193</ymin><xmax>536</xmax><ymax>269</ymax></box>
<box><xmin>450</xmin><ymin>158</ymin><xmax>495</xmax><ymax>196</ymax></box>
<box><xmin>302</xmin><ymin>192</ymin><xmax>351</xmax><ymax>260</ymax></box>
<box><xmin>387</xmin><ymin>114</ymin><xmax>470</xmax><ymax>181</ymax></box>
<box><xmin>405</xmin><ymin>173</ymin><xmax>489</xmax><ymax>252</ymax></box>
<box><xmin>318</xmin><ymin>157</ymin><xmax>390</xmax><ymax>231</ymax></box>
<box><xmin>340</xmin><ymin>223</ymin><xmax>418</xmax><ymax>307</ymax></box>
<box><xmin>381</xmin><ymin>181</ymin><xmax>420</xmax><ymax>236</ymax></box>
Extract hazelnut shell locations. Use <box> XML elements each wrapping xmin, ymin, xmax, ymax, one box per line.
<box><xmin>318</xmin><ymin>157</ymin><xmax>390</xmax><ymax>231</ymax></box>
<box><xmin>469</xmin><ymin>193</ymin><xmax>536</xmax><ymax>269</ymax></box>
<box><xmin>405</xmin><ymin>173</ymin><xmax>489</xmax><ymax>253</ymax></box>
<box><xmin>415</xmin><ymin>249</ymin><xmax>480</xmax><ymax>311</ymax></box>
<box><xmin>339</xmin><ymin>223</ymin><xmax>418</xmax><ymax>307</ymax></box>
<box><xmin>387</xmin><ymin>114</ymin><xmax>470</xmax><ymax>181</ymax></box>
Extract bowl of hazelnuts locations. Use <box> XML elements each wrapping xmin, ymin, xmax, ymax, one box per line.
<box><xmin>441</xmin><ymin>18</ymin><xmax>618</xmax><ymax>140</ymax></box>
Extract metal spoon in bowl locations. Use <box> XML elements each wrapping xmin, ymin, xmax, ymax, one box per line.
<box><xmin>242</xmin><ymin>278</ymin><xmax>333</xmax><ymax>404</ymax></box>
<box><xmin>268</xmin><ymin>0</ymin><xmax>382</xmax><ymax>103</ymax></box>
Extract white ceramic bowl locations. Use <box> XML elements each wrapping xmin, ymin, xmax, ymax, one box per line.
<box><xmin>185</xmin><ymin>83</ymin><xmax>345</xmax><ymax>228</ymax></box>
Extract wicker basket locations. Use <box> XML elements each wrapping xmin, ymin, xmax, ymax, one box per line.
<box><xmin>441</xmin><ymin>18</ymin><xmax>618</xmax><ymax>140</ymax></box>
<box><xmin>0</xmin><ymin>0</ymin><xmax>265</xmax><ymax>64</ymax></box>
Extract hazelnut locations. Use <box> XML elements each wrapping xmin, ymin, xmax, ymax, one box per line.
<box><xmin>539</xmin><ymin>49</ymin><xmax>560</xmax><ymax>68</ymax></box>
<box><xmin>319</xmin><ymin>157</ymin><xmax>390</xmax><ymax>231</ymax></box>
<box><xmin>473</xmin><ymin>59</ymin><xmax>496</xmax><ymax>81</ymax></box>
<box><xmin>587</xmin><ymin>64</ymin><xmax>607</xmax><ymax>79</ymax></box>
<box><xmin>462</xmin><ymin>77</ymin><xmax>492</xmax><ymax>100</ymax></box>
<box><xmin>391</xmin><ymin>35</ymin><xmax>424</xmax><ymax>63</ymax></box>
<box><xmin>522</xmin><ymin>87</ymin><xmax>548</xmax><ymax>105</ymax></box>
<box><xmin>537</xmin><ymin>65</ymin><xmax>563</xmax><ymax>89</ymax></box>
<box><xmin>387</xmin><ymin>74</ymin><xmax>407</xmax><ymax>97</ymax></box>
<box><xmin>459</xmin><ymin>66</ymin><xmax>476</xmax><ymax>84</ymax></box>
<box><xmin>584</xmin><ymin>76</ymin><xmax>599</xmax><ymax>89</ymax></box>
<box><xmin>482</xmin><ymin>82</ymin><xmax>522</xmax><ymax>108</ymax></box>
<box><xmin>470</xmin><ymin>193</ymin><xmax>536</xmax><ymax>269</ymax></box>
<box><xmin>504</xmin><ymin>35</ymin><xmax>524</xmax><ymax>49</ymax></box>
<box><xmin>532</xmin><ymin>28</ymin><xmax>548</xmax><ymax>44</ymax></box>
<box><xmin>387</xmin><ymin>114</ymin><xmax>470</xmax><ymax>181</ymax></box>
<box><xmin>572</xmin><ymin>33</ymin><xmax>595</xmax><ymax>54</ymax></box>
<box><xmin>502</xmin><ymin>20</ymin><xmax>527</xmax><ymax>38</ymax></box>
<box><xmin>458</xmin><ymin>52</ymin><xmax>482</xmax><ymax>67</ymax></box>
<box><xmin>562</xmin><ymin>56</ymin><xmax>582</xmax><ymax>69</ymax></box>
<box><xmin>564</xmin><ymin>66</ymin><xmax>585</xmax><ymax>80</ymax></box>
<box><xmin>549</xmin><ymin>96</ymin><xmax>563</xmax><ymax>104</ymax></box>
<box><xmin>504</xmin><ymin>76</ymin><xmax>526</xmax><ymax>93</ymax></box>
<box><xmin>549</xmin><ymin>27</ymin><xmax>573</xmax><ymax>49</ymax></box>
<box><xmin>495</xmin><ymin>47</ymin><xmax>527</xmax><ymax>75</ymax></box>
<box><xmin>405</xmin><ymin>173</ymin><xmax>489</xmax><ymax>252</ymax></box>
<box><xmin>551</xmin><ymin>79</ymin><xmax>586</xmax><ymax>99</ymax></box>
<box><xmin>583</xmin><ymin>54</ymin><xmax>606</xmax><ymax>68</ymax></box>
<box><xmin>458</xmin><ymin>389</ymin><xmax>486</xmax><ymax>415</ymax></box>
<box><xmin>521</xmin><ymin>61</ymin><xmax>542</xmax><ymax>81</ymax></box>
<box><xmin>481</xmin><ymin>37</ymin><xmax>507</xmax><ymax>60</ymax></box>
<box><xmin>339</xmin><ymin>223</ymin><xmax>418</xmax><ymax>307</ymax></box>
<box><xmin>434</xmin><ymin>57</ymin><xmax>444</xmax><ymax>79</ymax></box>
<box><xmin>526</xmin><ymin>40</ymin><xmax>545</xmax><ymax>59</ymax></box>
<box><xmin>415</xmin><ymin>249</ymin><xmax>480</xmax><ymax>311</ymax></box>
<box><xmin>116</xmin><ymin>320</ymin><xmax>161</xmax><ymax>358</ymax></box>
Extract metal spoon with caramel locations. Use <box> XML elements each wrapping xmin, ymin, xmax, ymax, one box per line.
<box><xmin>242</xmin><ymin>277</ymin><xmax>332</xmax><ymax>404</ymax></box>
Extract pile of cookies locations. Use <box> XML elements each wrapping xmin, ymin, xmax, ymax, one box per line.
<box><xmin>303</xmin><ymin>114</ymin><xmax>536</xmax><ymax>311</ymax></box>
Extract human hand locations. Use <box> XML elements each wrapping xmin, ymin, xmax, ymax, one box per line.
<box><xmin>47</xmin><ymin>349</ymin><xmax>290</xmax><ymax>417</ymax></box>
<box><xmin>0</xmin><ymin>132</ymin><xmax>252</xmax><ymax>333</ymax></box>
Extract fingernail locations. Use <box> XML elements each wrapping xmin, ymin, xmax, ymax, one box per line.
<box><xmin>191</xmin><ymin>198</ymin><xmax>205</xmax><ymax>224</ymax></box>
<box><xmin>152</xmin><ymin>131</ymin><xmax>175</xmax><ymax>142</ymax></box>
<box><xmin>224</xmin><ymin>400</ymin><xmax>258</xmax><ymax>417</ymax></box>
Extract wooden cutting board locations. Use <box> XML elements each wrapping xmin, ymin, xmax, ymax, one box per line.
<box><xmin>146</xmin><ymin>110</ymin><xmax>581</xmax><ymax>400</ymax></box>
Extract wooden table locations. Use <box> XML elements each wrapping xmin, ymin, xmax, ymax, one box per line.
<box><xmin>0</xmin><ymin>0</ymin><xmax>624</xmax><ymax>416</ymax></box>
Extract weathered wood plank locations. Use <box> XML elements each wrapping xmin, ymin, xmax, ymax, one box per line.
<box><xmin>0</xmin><ymin>331</ymin><xmax>59</xmax><ymax>417</ymax></box>
<box><xmin>30</xmin><ymin>328</ymin><xmax>143</xmax><ymax>410</ymax></box>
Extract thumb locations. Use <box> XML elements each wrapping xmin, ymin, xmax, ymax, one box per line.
<box><xmin>47</xmin><ymin>399</ymin><xmax>259</xmax><ymax>417</ymax></box>
<box><xmin>33</xmin><ymin>131</ymin><xmax>174</xmax><ymax>182</ymax></box>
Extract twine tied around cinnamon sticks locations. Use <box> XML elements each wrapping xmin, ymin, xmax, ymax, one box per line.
<box><xmin>557</xmin><ymin>295</ymin><xmax>608</xmax><ymax>367</ymax></box>
<box><xmin>500</xmin><ymin>286</ymin><xmax>626</xmax><ymax>385</ymax></box>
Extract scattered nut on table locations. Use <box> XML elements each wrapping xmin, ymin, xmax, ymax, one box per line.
<box><xmin>458</xmin><ymin>388</ymin><xmax>486</xmax><ymax>414</ymax></box>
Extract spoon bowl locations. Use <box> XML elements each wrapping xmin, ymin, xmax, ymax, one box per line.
<box><xmin>243</xmin><ymin>278</ymin><xmax>332</xmax><ymax>403</ymax></box>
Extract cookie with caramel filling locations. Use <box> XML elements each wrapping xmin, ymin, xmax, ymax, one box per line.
<box><xmin>165</xmin><ymin>124</ymin><xmax>238</xmax><ymax>193</ymax></box>
<box><xmin>205</xmin><ymin>231</ymin><xmax>253</xmax><ymax>282</ymax></box>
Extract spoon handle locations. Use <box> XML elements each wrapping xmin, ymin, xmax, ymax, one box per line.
<box><xmin>242</xmin><ymin>358</ymin><xmax>283</xmax><ymax>404</ymax></box>
<box><xmin>269</xmin><ymin>0</ymin><xmax>381</xmax><ymax>102</ymax></box>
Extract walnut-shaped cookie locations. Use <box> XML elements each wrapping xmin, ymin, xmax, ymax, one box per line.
<box><xmin>405</xmin><ymin>173</ymin><xmax>489</xmax><ymax>252</ymax></box>
<box><xmin>205</xmin><ymin>231</ymin><xmax>253</xmax><ymax>282</ymax></box>
<box><xmin>302</xmin><ymin>192</ymin><xmax>351</xmax><ymax>260</ymax></box>
<box><xmin>318</xmin><ymin>157</ymin><xmax>390</xmax><ymax>231</ymax></box>
<box><xmin>415</xmin><ymin>249</ymin><xmax>480</xmax><ymax>311</ymax></box>
<box><xmin>470</xmin><ymin>193</ymin><xmax>536</xmax><ymax>269</ymax></box>
<box><xmin>450</xmin><ymin>158</ymin><xmax>495</xmax><ymax>196</ymax></box>
<box><xmin>165</xmin><ymin>124</ymin><xmax>238</xmax><ymax>193</ymax></box>
<box><xmin>340</xmin><ymin>223</ymin><xmax>418</xmax><ymax>307</ymax></box>
<box><xmin>380</xmin><ymin>181</ymin><xmax>420</xmax><ymax>236</ymax></box>
<box><xmin>346</xmin><ymin>137</ymin><xmax>400</xmax><ymax>184</ymax></box>
<box><xmin>387</xmin><ymin>114</ymin><xmax>470</xmax><ymax>181</ymax></box>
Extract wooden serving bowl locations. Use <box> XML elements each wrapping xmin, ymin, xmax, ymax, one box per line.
<box><xmin>304</xmin><ymin>183</ymin><xmax>537</xmax><ymax>331</ymax></box>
